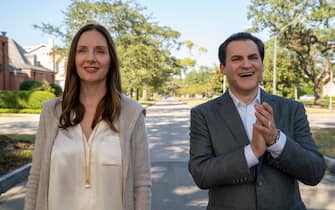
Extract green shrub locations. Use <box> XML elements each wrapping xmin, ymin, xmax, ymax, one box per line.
<box><xmin>27</xmin><ymin>91</ymin><xmax>55</xmax><ymax>109</ymax></box>
<box><xmin>0</xmin><ymin>91</ymin><xmax>30</xmax><ymax>108</ymax></box>
<box><xmin>50</xmin><ymin>83</ymin><xmax>63</xmax><ymax>96</ymax></box>
<box><xmin>19</xmin><ymin>80</ymin><xmax>42</xmax><ymax>90</ymax></box>
<box><xmin>0</xmin><ymin>90</ymin><xmax>55</xmax><ymax>109</ymax></box>
<box><xmin>36</xmin><ymin>80</ymin><xmax>54</xmax><ymax>93</ymax></box>
<box><xmin>19</xmin><ymin>80</ymin><xmax>63</xmax><ymax>97</ymax></box>
<box><xmin>0</xmin><ymin>108</ymin><xmax>41</xmax><ymax>114</ymax></box>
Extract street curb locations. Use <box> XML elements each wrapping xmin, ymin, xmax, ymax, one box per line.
<box><xmin>325</xmin><ymin>155</ymin><xmax>335</xmax><ymax>175</ymax></box>
<box><xmin>0</xmin><ymin>163</ymin><xmax>31</xmax><ymax>195</ymax></box>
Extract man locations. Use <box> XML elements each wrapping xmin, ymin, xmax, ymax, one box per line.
<box><xmin>188</xmin><ymin>32</ymin><xmax>326</xmax><ymax>210</ymax></box>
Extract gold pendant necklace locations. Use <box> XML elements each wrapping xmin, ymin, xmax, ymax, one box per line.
<box><xmin>82</xmin><ymin>124</ymin><xmax>99</xmax><ymax>189</ymax></box>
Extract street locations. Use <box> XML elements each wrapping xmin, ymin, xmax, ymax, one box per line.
<box><xmin>146</xmin><ymin>100</ymin><xmax>206</xmax><ymax>209</ymax></box>
<box><xmin>0</xmin><ymin>98</ymin><xmax>335</xmax><ymax>210</ymax></box>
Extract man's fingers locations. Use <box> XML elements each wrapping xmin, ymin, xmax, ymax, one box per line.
<box><xmin>262</xmin><ymin>102</ymin><xmax>273</xmax><ymax>115</ymax></box>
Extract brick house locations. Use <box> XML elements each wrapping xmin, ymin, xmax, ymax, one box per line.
<box><xmin>0</xmin><ymin>34</ymin><xmax>56</xmax><ymax>90</ymax></box>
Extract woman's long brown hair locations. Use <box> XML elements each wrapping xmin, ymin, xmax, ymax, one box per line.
<box><xmin>59</xmin><ymin>23</ymin><xmax>122</xmax><ymax>132</ymax></box>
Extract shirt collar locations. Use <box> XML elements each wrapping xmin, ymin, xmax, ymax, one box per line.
<box><xmin>228</xmin><ymin>87</ymin><xmax>261</xmax><ymax>107</ymax></box>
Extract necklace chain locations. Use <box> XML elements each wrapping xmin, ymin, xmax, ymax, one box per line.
<box><xmin>82</xmin><ymin>124</ymin><xmax>99</xmax><ymax>188</ymax></box>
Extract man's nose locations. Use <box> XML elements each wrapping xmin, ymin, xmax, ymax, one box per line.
<box><xmin>241</xmin><ymin>58</ymin><xmax>252</xmax><ymax>68</ymax></box>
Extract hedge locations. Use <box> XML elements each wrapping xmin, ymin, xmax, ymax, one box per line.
<box><xmin>19</xmin><ymin>80</ymin><xmax>42</xmax><ymax>91</ymax></box>
<box><xmin>0</xmin><ymin>90</ymin><xmax>55</xmax><ymax>109</ymax></box>
<box><xmin>0</xmin><ymin>108</ymin><xmax>41</xmax><ymax>114</ymax></box>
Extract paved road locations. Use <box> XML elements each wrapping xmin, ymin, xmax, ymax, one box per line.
<box><xmin>0</xmin><ymin>99</ymin><xmax>335</xmax><ymax>210</ymax></box>
<box><xmin>146</xmin><ymin>100</ymin><xmax>207</xmax><ymax>209</ymax></box>
<box><xmin>0</xmin><ymin>114</ymin><xmax>39</xmax><ymax>135</ymax></box>
<box><xmin>307</xmin><ymin>113</ymin><xmax>335</xmax><ymax>128</ymax></box>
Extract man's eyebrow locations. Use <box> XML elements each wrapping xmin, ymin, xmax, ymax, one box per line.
<box><xmin>230</xmin><ymin>55</ymin><xmax>243</xmax><ymax>59</ymax></box>
<box><xmin>248</xmin><ymin>53</ymin><xmax>259</xmax><ymax>58</ymax></box>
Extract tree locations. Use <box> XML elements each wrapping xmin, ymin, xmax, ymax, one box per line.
<box><xmin>247</xmin><ymin>0</ymin><xmax>335</xmax><ymax>104</ymax></box>
<box><xmin>177</xmin><ymin>66</ymin><xmax>217</xmax><ymax>97</ymax></box>
<box><xmin>262</xmin><ymin>39</ymin><xmax>304</xmax><ymax>98</ymax></box>
<box><xmin>34</xmin><ymin>0</ymin><xmax>182</xmax><ymax>99</ymax></box>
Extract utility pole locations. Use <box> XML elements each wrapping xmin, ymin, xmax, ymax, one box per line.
<box><xmin>273</xmin><ymin>36</ymin><xmax>277</xmax><ymax>95</ymax></box>
<box><xmin>330</xmin><ymin>70</ymin><xmax>333</xmax><ymax>112</ymax></box>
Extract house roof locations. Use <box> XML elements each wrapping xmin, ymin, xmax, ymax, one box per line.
<box><xmin>8</xmin><ymin>39</ymin><xmax>54</xmax><ymax>73</ymax></box>
<box><xmin>25</xmin><ymin>44</ymin><xmax>48</xmax><ymax>53</ymax></box>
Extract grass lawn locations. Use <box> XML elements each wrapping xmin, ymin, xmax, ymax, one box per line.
<box><xmin>0</xmin><ymin>134</ymin><xmax>35</xmax><ymax>176</ymax></box>
<box><xmin>313</xmin><ymin>128</ymin><xmax>335</xmax><ymax>158</ymax></box>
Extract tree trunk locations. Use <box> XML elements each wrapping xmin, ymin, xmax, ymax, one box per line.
<box><xmin>294</xmin><ymin>85</ymin><xmax>298</xmax><ymax>101</ymax></box>
<box><xmin>136</xmin><ymin>88</ymin><xmax>139</xmax><ymax>101</ymax></box>
<box><xmin>130</xmin><ymin>88</ymin><xmax>133</xmax><ymax>99</ymax></box>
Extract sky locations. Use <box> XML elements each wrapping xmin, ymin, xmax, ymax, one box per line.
<box><xmin>1</xmin><ymin>0</ymin><xmax>269</xmax><ymax>67</ymax></box>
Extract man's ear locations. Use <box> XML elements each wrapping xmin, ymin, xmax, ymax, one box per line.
<box><xmin>219</xmin><ymin>64</ymin><xmax>225</xmax><ymax>75</ymax></box>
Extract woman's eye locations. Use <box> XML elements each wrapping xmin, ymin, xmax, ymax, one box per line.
<box><xmin>96</xmin><ymin>50</ymin><xmax>106</xmax><ymax>54</ymax></box>
<box><xmin>76</xmin><ymin>48</ymin><xmax>87</xmax><ymax>53</ymax></box>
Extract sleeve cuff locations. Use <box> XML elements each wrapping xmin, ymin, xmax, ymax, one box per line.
<box><xmin>267</xmin><ymin>130</ymin><xmax>286</xmax><ymax>158</ymax></box>
<box><xmin>244</xmin><ymin>145</ymin><xmax>259</xmax><ymax>168</ymax></box>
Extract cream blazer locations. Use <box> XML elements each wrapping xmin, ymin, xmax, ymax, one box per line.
<box><xmin>24</xmin><ymin>94</ymin><xmax>152</xmax><ymax>210</ymax></box>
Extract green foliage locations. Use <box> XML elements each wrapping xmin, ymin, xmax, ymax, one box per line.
<box><xmin>262</xmin><ymin>40</ymin><xmax>304</xmax><ymax>98</ymax></box>
<box><xmin>247</xmin><ymin>0</ymin><xmax>335</xmax><ymax>104</ymax></box>
<box><xmin>19</xmin><ymin>80</ymin><xmax>62</xmax><ymax>96</ymax></box>
<box><xmin>176</xmin><ymin>66</ymin><xmax>218</xmax><ymax>97</ymax></box>
<box><xmin>298</xmin><ymin>82</ymin><xmax>314</xmax><ymax>96</ymax></box>
<box><xmin>19</xmin><ymin>80</ymin><xmax>42</xmax><ymax>91</ymax></box>
<box><xmin>0</xmin><ymin>91</ymin><xmax>30</xmax><ymax>108</ymax></box>
<box><xmin>178</xmin><ymin>58</ymin><xmax>196</xmax><ymax>67</ymax></box>
<box><xmin>184</xmin><ymin>40</ymin><xmax>194</xmax><ymax>49</ymax></box>
<box><xmin>37</xmin><ymin>80</ymin><xmax>53</xmax><ymax>92</ymax></box>
<box><xmin>50</xmin><ymin>83</ymin><xmax>63</xmax><ymax>96</ymax></box>
<box><xmin>27</xmin><ymin>91</ymin><xmax>55</xmax><ymax>109</ymax></box>
<box><xmin>4</xmin><ymin>134</ymin><xmax>35</xmax><ymax>143</ymax></box>
<box><xmin>34</xmin><ymin>0</ymin><xmax>184</xmax><ymax>98</ymax></box>
<box><xmin>0</xmin><ymin>90</ymin><xmax>55</xmax><ymax>109</ymax></box>
<box><xmin>0</xmin><ymin>108</ymin><xmax>41</xmax><ymax>114</ymax></box>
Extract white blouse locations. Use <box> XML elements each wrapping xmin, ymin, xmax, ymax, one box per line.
<box><xmin>48</xmin><ymin>121</ymin><xmax>123</xmax><ymax>210</ymax></box>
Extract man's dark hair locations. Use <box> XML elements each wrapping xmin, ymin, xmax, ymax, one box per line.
<box><xmin>218</xmin><ymin>32</ymin><xmax>265</xmax><ymax>65</ymax></box>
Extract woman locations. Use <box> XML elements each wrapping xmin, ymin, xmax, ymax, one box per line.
<box><xmin>24</xmin><ymin>23</ymin><xmax>151</xmax><ymax>210</ymax></box>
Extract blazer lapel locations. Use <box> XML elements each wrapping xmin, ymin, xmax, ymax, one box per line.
<box><xmin>215</xmin><ymin>92</ymin><xmax>250</xmax><ymax>146</ymax></box>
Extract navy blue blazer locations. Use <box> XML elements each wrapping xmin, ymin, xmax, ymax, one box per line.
<box><xmin>188</xmin><ymin>89</ymin><xmax>326</xmax><ymax>210</ymax></box>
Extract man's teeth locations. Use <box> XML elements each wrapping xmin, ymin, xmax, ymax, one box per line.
<box><xmin>239</xmin><ymin>72</ymin><xmax>253</xmax><ymax>77</ymax></box>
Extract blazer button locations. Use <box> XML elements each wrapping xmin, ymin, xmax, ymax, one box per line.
<box><xmin>257</xmin><ymin>181</ymin><xmax>263</xmax><ymax>186</ymax></box>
